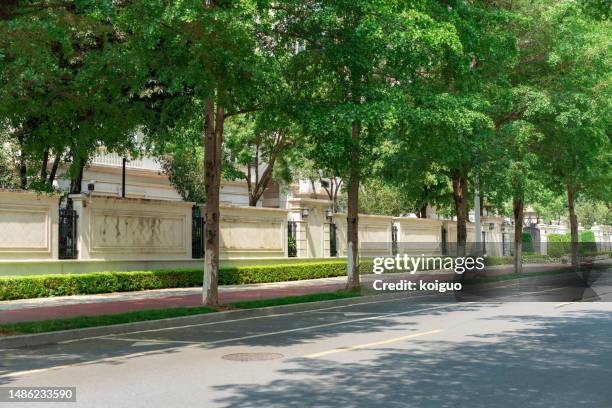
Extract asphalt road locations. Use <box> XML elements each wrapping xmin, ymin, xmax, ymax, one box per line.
<box><xmin>1</xmin><ymin>270</ymin><xmax>611</xmax><ymax>408</ymax></box>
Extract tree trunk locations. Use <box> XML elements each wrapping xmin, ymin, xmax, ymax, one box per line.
<box><xmin>512</xmin><ymin>196</ymin><xmax>524</xmax><ymax>274</ymax></box>
<box><xmin>69</xmin><ymin>158</ymin><xmax>85</xmax><ymax>194</ymax></box>
<box><xmin>48</xmin><ymin>153</ymin><xmax>61</xmax><ymax>187</ymax></box>
<box><xmin>346</xmin><ymin>120</ymin><xmax>360</xmax><ymax>290</ymax></box>
<box><xmin>451</xmin><ymin>169</ymin><xmax>468</xmax><ymax>256</ymax></box>
<box><xmin>567</xmin><ymin>185</ymin><xmax>579</xmax><ymax>268</ymax></box>
<box><xmin>203</xmin><ymin>98</ymin><xmax>223</xmax><ymax>306</ymax></box>
<box><xmin>419</xmin><ymin>204</ymin><xmax>427</xmax><ymax>219</ymax></box>
<box><xmin>40</xmin><ymin>148</ymin><xmax>49</xmax><ymax>183</ymax></box>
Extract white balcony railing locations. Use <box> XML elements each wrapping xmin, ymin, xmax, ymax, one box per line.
<box><xmin>91</xmin><ymin>151</ymin><xmax>162</xmax><ymax>171</ymax></box>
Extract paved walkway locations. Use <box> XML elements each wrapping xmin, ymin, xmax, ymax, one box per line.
<box><xmin>0</xmin><ymin>263</ymin><xmax>574</xmax><ymax>324</ymax></box>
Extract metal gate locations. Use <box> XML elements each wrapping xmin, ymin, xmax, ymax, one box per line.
<box><xmin>58</xmin><ymin>208</ymin><xmax>78</xmax><ymax>259</ymax></box>
<box><xmin>329</xmin><ymin>223</ymin><xmax>337</xmax><ymax>257</ymax></box>
<box><xmin>192</xmin><ymin>207</ymin><xmax>205</xmax><ymax>259</ymax></box>
<box><xmin>288</xmin><ymin>221</ymin><xmax>297</xmax><ymax>257</ymax></box>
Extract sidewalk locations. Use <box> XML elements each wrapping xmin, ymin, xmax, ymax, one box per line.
<box><xmin>0</xmin><ymin>263</ymin><xmax>572</xmax><ymax>324</ymax></box>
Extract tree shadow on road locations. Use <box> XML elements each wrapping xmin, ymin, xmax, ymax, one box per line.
<box><xmin>0</xmin><ymin>300</ymin><xmax>482</xmax><ymax>384</ymax></box>
<box><xmin>212</xmin><ymin>308</ymin><xmax>612</xmax><ymax>408</ymax></box>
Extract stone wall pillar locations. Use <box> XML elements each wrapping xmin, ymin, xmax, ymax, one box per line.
<box><xmin>69</xmin><ymin>194</ymin><xmax>90</xmax><ymax>260</ymax></box>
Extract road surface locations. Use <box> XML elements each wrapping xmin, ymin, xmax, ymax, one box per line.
<box><xmin>1</xmin><ymin>270</ymin><xmax>611</xmax><ymax>407</ymax></box>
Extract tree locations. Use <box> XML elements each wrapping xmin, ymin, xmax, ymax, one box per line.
<box><xmin>0</xmin><ymin>1</ymin><xmax>142</xmax><ymax>194</ymax></box>
<box><xmin>115</xmin><ymin>0</ymin><xmax>278</xmax><ymax>305</ymax></box>
<box><xmin>357</xmin><ymin>180</ymin><xmax>413</xmax><ymax>217</ymax></box>
<box><xmin>534</xmin><ymin>1</ymin><xmax>612</xmax><ymax>267</ymax></box>
<box><xmin>575</xmin><ymin>200</ymin><xmax>612</xmax><ymax>228</ymax></box>
<box><xmin>225</xmin><ymin>113</ymin><xmax>299</xmax><ymax>207</ymax></box>
<box><xmin>275</xmin><ymin>0</ymin><xmax>460</xmax><ymax>288</ymax></box>
<box><xmin>386</xmin><ymin>1</ymin><xmax>520</xmax><ymax>256</ymax></box>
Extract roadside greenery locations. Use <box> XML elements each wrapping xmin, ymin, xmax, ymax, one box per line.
<box><xmin>0</xmin><ymin>0</ymin><xmax>609</xmax><ymax>296</ymax></box>
<box><xmin>0</xmin><ymin>262</ymin><xmax>361</xmax><ymax>301</ymax></box>
<box><xmin>0</xmin><ymin>290</ymin><xmax>358</xmax><ymax>336</ymax></box>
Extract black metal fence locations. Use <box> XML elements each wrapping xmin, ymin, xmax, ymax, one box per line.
<box><xmin>58</xmin><ymin>208</ymin><xmax>78</xmax><ymax>259</ymax></box>
<box><xmin>288</xmin><ymin>221</ymin><xmax>297</xmax><ymax>257</ymax></box>
<box><xmin>192</xmin><ymin>207</ymin><xmax>205</xmax><ymax>259</ymax></box>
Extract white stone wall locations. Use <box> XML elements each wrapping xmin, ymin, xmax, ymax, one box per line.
<box><xmin>394</xmin><ymin>217</ymin><xmax>443</xmax><ymax>255</ymax></box>
<box><xmin>218</xmin><ymin>205</ymin><xmax>289</xmax><ymax>259</ymax></box>
<box><xmin>0</xmin><ymin>190</ymin><xmax>59</xmax><ymax>260</ymax></box>
<box><xmin>72</xmin><ymin>195</ymin><xmax>193</xmax><ymax>260</ymax></box>
<box><xmin>333</xmin><ymin>214</ymin><xmax>394</xmax><ymax>258</ymax></box>
<box><xmin>480</xmin><ymin>216</ymin><xmax>506</xmax><ymax>256</ymax></box>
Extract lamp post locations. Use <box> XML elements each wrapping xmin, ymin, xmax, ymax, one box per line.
<box><xmin>121</xmin><ymin>157</ymin><xmax>126</xmax><ymax>198</ymax></box>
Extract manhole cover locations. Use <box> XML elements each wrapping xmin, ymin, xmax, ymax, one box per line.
<box><xmin>222</xmin><ymin>352</ymin><xmax>284</xmax><ymax>362</ymax></box>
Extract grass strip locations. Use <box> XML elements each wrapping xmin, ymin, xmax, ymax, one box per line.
<box><xmin>231</xmin><ymin>290</ymin><xmax>359</xmax><ymax>309</ymax></box>
<box><xmin>464</xmin><ymin>264</ymin><xmax>610</xmax><ymax>285</ymax></box>
<box><xmin>0</xmin><ymin>306</ymin><xmax>217</xmax><ymax>336</ymax></box>
<box><xmin>0</xmin><ymin>290</ymin><xmax>359</xmax><ymax>336</ymax></box>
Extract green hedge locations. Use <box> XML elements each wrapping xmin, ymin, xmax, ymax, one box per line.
<box><xmin>484</xmin><ymin>256</ymin><xmax>514</xmax><ymax>266</ymax></box>
<box><xmin>0</xmin><ymin>257</ymin><xmax>466</xmax><ymax>301</ymax></box>
<box><xmin>547</xmin><ymin>231</ymin><xmax>601</xmax><ymax>257</ymax></box>
<box><xmin>580</xmin><ymin>231</ymin><xmax>597</xmax><ymax>253</ymax></box>
<box><xmin>219</xmin><ymin>261</ymin><xmax>348</xmax><ymax>285</ymax></box>
<box><xmin>547</xmin><ymin>233</ymin><xmax>571</xmax><ymax>257</ymax></box>
<box><xmin>0</xmin><ymin>269</ymin><xmax>202</xmax><ymax>301</ymax></box>
<box><xmin>485</xmin><ymin>253</ymin><xmax>556</xmax><ymax>266</ymax></box>
<box><xmin>0</xmin><ymin>261</ymin><xmax>355</xmax><ymax>301</ymax></box>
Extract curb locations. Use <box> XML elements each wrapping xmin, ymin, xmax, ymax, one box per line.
<box><xmin>0</xmin><ymin>292</ymin><xmax>413</xmax><ymax>349</ymax></box>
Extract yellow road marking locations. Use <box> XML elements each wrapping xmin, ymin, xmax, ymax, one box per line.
<box><xmin>304</xmin><ymin>329</ymin><xmax>443</xmax><ymax>359</ymax></box>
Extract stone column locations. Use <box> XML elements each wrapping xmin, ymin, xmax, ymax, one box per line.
<box><xmin>69</xmin><ymin>194</ymin><xmax>90</xmax><ymax>260</ymax></box>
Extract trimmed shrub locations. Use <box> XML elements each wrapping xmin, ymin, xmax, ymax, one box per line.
<box><xmin>484</xmin><ymin>256</ymin><xmax>513</xmax><ymax>266</ymax></box>
<box><xmin>580</xmin><ymin>230</ymin><xmax>597</xmax><ymax>253</ymax></box>
<box><xmin>547</xmin><ymin>233</ymin><xmax>571</xmax><ymax>257</ymax></box>
<box><xmin>523</xmin><ymin>253</ymin><xmax>555</xmax><ymax>264</ymax></box>
<box><xmin>0</xmin><ymin>269</ymin><xmax>202</xmax><ymax>301</ymax></box>
<box><xmin>0</xmin><ymin>262</ymin><xmax>354</xmax><ymax>301</ymax></box>
<box><xmin>218</xmin><ymin>261</ymin><xmax>347</xmax><ymax>285</ymax></box>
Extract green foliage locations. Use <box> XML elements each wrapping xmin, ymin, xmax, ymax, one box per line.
<box><xmin>0</xmin><ymin>306</ymin><xmax>217</xmax><ymax>336</ymax></box>
<box><xmin>0</xmin><ymin>139</ymin><xmax>18</xmax><ymax>189</ymax></box>
<box><xmin>547</xmin><ymin>233</ymin><xmax>572</xmax><ymax>257</ymax></box>
<box><xmin>0</xmin><ymin>2</ymin><xmax>144</xmax><ymax>191</ymax></box>
<box><xmin>218</xmin><ymin>262</ymin><xmax>348</xmax><ymax>285</ymax></box>
<box><xmin>521</xmin><ymin>232</ymin><xmax>534</xmax><ymax>253</ymax></box>
<box><xmin>484</xmin><ymin>256</ymin><xmax>514</xmax><ymax>266</ymax></box>
<box><xmin>485</xmin><ymin>253</ymin><xmax>556</xmax><ymax>266</ymax></box>
<box><xmin>0</xmin><ymin>269</ymin><xmax>203</xmax><ymax>301</ymax></box>
<box><xmin>580</xmin><ymin>230</ymin><xmax>598</xmax><ymax>253</ymax></box>
<box><xmin>358</xmin><ymin>180</ymin><xmax>416</xmax><ymax>216</ymax></box>
<box><xmin>287</xmin><ymin>236</ymin><xmax>297</xmax><ymax>257</ymax></box>
<box><xmin>231</xmin><ymin>290</ymin><xmax>359</xmax><ymax>309</ymax></box>
<box><xmin>0</xmin><ymin>262</ymin><xmax>356</xmax><ymax>300</ymax></box>
<box><xmin>575</xmin><ymin>200</ymin><xmax>612</xmax><ymax>228</ymax></box>
<box><xmin>0</xmin><ymin>290</ymin><xmax>358</xmax><ymax>335</ymax></box>
<box><xmin>160</xmin><ymin>142</ymin><xmax>207</xmax><ymax>203</ymax></box>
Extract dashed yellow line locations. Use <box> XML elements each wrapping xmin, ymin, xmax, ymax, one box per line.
<box><xmin>304</xmin><ymin>329</ymin><xmax>443</xmax><ymax>359</ymax></box>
